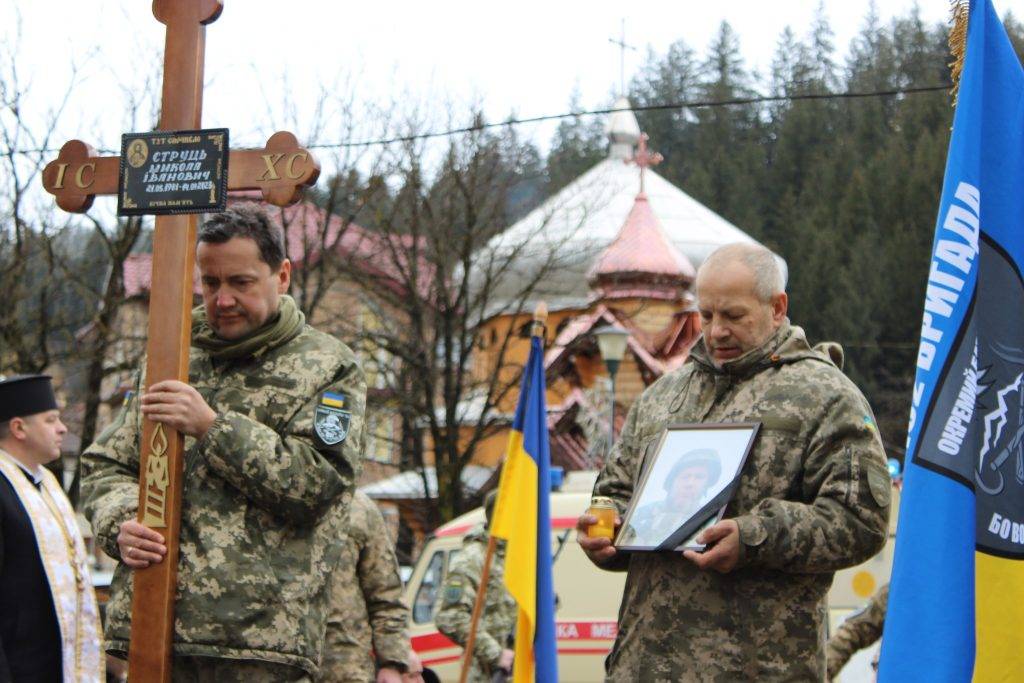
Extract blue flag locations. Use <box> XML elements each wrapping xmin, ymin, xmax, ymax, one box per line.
<box><xmin>879</xmin><ymin>1</ymin><xmax>1024</xmax><ymax>680</ymax></box>
<box><xmin>491</xmin><ymin>332</ymin><xmax>558</xmax><ymax>682</ymax></box>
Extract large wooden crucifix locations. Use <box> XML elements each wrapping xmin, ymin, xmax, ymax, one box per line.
<box><xmin>40</xmin><ymin>2</ymin><xmax>320</xmax><ymax>681</ymax></box>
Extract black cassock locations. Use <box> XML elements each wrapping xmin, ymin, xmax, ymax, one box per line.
<box><xmin>0</xmin><ymin>468</ymin><xmax>62</xmax><ymax>683</ymax></box>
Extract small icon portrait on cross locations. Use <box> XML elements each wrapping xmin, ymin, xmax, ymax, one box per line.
<box><xmin>128</xmin><ymin>139</ymin><xmax>149</xmax><ymax>168</ymax></box>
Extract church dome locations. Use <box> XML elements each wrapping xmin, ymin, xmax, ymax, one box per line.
<box><xmin>588</xmin><ymin>192</ymin><xmax>695</xmax><ymax>301</ymax></box>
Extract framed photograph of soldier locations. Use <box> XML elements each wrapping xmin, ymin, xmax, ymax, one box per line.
<box><xmin>615</xmin><ymin>422</ymin><xmax>761</xmax><ymax>552</ymax></box>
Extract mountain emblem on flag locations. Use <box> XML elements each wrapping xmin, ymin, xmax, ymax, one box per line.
<box><xmin>976</xmin><ymin>342</ymin><xmax>1024</xmax><ymax>496</ymax></box>
<box><xmin>919</xmin><ymin>239</ymin><xmax>1024</xmax><ymax>557</ymax></box>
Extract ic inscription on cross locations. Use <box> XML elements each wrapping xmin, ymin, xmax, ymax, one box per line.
<box><xmin>39</xmin><ymin>2</ymin><xmax>320</xmax><ymax>681</ymax></box>
<box><xmin>629</xmin><ymin>132</ymin><xmax>663</xmax><ymax>194</ymax></box>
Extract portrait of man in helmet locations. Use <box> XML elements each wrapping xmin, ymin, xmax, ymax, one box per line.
<box><xmin>623</xmin><ymin>448</ymin><xmax>722</xmax><ymax>547</ymax></box>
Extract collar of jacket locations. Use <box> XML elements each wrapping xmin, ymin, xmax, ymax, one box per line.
<box><xmin>190</xmin><ymin>294</ymin><xmax>305</xmax><ymax>362</ymax></box>
<box><xmin>688</xmin><ymin>319</ymin><xmax>834</xmax><ymax>380</ymax></box>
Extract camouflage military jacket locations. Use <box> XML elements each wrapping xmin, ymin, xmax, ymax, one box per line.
<box><xmin>594</xmin><ymin>322</ymin><xmax>891</xmax><ymax>682</ymax></box>
<box><xmin>435</xmin><ymin>526</ymin><xmax>517</xmax><ymax>683</ymax></box>
<box><xmin>81</xmin><ymin>322</ymin><xmax>365</xmax><ymax>676</ymax></box>
<box><xmin>322</xmin><ymin>491</ymin><xmax>409</xmax><ymax>682</ymax></box>
<box><xmin>826</xmin><ymin>582</ymin><xmax>888</xmax><ymax>680</ymax></box>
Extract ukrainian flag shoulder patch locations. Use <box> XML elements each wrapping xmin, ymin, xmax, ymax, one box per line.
<box><xmin>321</xmin><ymin>391</ymin><xmax>346</xmax><ymax>408</ymax></box>
<box><xmin>314</xmin><ymin>391</ymin><xmax>351</xmax><ymax>447</ymax></box>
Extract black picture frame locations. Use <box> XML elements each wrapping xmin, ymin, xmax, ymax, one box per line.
<box><xmin>614</xmin><ymin>422</ymin><xmax>761</xmax><ymax>553</ymax></box>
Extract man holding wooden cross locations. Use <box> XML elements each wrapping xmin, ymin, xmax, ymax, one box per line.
<box><xmin>81</xmin><ymin>204</ymin><xmax>366</xmax><ymax>681</ymax></box>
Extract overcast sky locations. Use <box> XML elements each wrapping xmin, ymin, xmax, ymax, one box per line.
<box><xmin>3</xmin><ymin>0</ymin><xmax>1022</xmax><ymax>169</ymax></box>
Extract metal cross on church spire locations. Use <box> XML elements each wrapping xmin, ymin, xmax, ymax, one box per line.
<box><xmin>608</xmin><ymin>19</ymin><xmax>637</xmax><ymax>97</ymax></box>
<box><xmin>630</xmin><ymin>133</ymin><xmax>663</xmax><ymax>194</ymax></box>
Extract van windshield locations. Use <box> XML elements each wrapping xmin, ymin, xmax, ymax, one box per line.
<box><xmin>413</xmin><ymin>551</ymin><xmax>444</xmax><ymax>623</ymax></box>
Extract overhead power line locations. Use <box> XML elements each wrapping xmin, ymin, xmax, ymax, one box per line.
<box><xmin>324</xmin><ymin>83</ymin><xmax>951</xmax><ymax>149</ymax></box>
<box><xmin>6</xmin><ymin>83</ymin><xmax>951</xmax><ymax>157</ymax></box>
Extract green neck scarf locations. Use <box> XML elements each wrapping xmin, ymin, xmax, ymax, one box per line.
<box><xmin>191</xmin><ymin>295</ymin><xmax>305</xmax><ymax>361</ymax></box>
<box><xmin>690</xmin><ymin>319</ymin><xmax>793</xmax><ymax>378</ymax></box>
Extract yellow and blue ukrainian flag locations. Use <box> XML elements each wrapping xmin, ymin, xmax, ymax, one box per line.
<box><xmin>880</xmin><ymin>2</ymin><xmax>1024</xmax><ymax>679</ymax></box>
<box><xmin>491</xmin><ymin>325</ymin><xmax>558</xmax><ymax>682</ymax></box>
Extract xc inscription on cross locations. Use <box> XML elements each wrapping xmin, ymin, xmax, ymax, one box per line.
<box><xmin>40</xmin><ymin>2</ymin><xmax>319</xmax><ymax>681</ymax></box>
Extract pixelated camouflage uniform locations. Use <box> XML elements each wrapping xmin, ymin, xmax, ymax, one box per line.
<box><xmin>322</xmin><ymin>491</ymin><xmax>409</xmax><ymax>682</ymax></box>
<box><xmin>81</xmin><ymin>299</ymin><xmax>365</xmax><ymax>677</ymax></box>
<box><xmin>593</xmin><ymin>322</ymin><xmax>891</xmax><ymax>682</ymax></box>
<box><xmin>826</xmin><ymin>582</ymin><xmax>888</xmax><ymax>680</ymax></box>
<box><xmin>435</xmin><ymin>525</ymin><xmax>517</xmax><ymax>683</ymax></box>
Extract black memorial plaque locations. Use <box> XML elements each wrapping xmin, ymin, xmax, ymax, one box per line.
<box><xmin>118</xmin><ymin>128</ymin><xmax>228</xmax><ymax>216</ymax></box>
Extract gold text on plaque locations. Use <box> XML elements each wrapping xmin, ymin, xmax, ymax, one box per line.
<box><xmin>142</xmin><ymin>422</ymin><xmax>170</xmax><ymax>527</ymax></box>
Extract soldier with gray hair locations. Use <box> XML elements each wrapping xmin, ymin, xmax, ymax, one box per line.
<box><xmin>81</xmin><ymin>203</ymin><xmax>367</xmax><ymax>681</ymax></box>
<box><xmin>577</xmin><ymin>242</ymin><xmax>890</xmax><ymax>680</ymax></box>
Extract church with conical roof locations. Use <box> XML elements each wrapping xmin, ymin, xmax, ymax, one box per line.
<box><xmin>472</xmin><ymin>98</ymin><xmax>771</xmax><ymax>471</ymax></box>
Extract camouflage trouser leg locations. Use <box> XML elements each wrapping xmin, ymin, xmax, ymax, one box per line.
<box><xmin>170</xmin><ymin>656</ymin><xmax>311</xmax><ymax>682</ymax></box>
<box><xmin>319</xmin><ymin>652</ymin><xmax>375</xmax><ymax>683</ymax></box>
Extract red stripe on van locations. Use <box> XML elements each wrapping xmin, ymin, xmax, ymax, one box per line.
<box><xmin>436</xmin><ymin>516</ymin><xmax>579</xmax><ymax>537</ymax></box>
<box><xmin>412</xmin><ymin>631</ymin><xmax>458</xmax><ymax>652</ymax></box>
<box><xmin>413</xmin><ymin>621</ymin><xmax>616</xmax><ymax>658</ymax></box>
<box><xmin>556</xmin><ymin>621</ymin><xmax>618</xmax><ymax>640</ymax></box>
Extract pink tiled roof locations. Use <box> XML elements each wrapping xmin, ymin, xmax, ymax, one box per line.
<box><xmin>588</xmin><ymin>192</ymin><xmax>695</xmax><ymax>283</ymax></box>
<box><xmin>544</xmin><ymin>306</ymin><xmax>616</xmax><ymax>369</ymax></box>
<box><xmin>266</xmin><ymin>200</ymin><xmax>433</xmax><ymax>298</ymax></box>
<box><xmin>123</xmin><ymin>253</ymin><xmax>201</xmax><ymax>298</ymax></box>
<box><xmin>544</xmin><ymin>305</ymin><xmax>667</xmax><ymax>377</ymax></box>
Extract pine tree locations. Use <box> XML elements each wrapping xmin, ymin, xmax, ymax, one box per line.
<box><xmin>686</xmin><ymin>21</ymin><xmax>766</xmax><ymax>233</ymax></box>
<box><xmin>629</xmin><ymin>40</ymin><xmax>700</xmax><ymax>187</ymax></box>
<box><xmin>545</xmin><ymin>88</ymin><xmax>606</xmax><ymax>194</ymax></box>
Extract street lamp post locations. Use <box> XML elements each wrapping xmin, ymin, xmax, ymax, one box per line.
<box><xmin>592</xmin><ymin>324</ymin><xmax>630</xmax><ymax>457</ymax></box>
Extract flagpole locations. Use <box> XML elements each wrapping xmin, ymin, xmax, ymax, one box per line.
<box><xmin>530</xmin><ymin>301</ymin><xmax>548</xmax><ymax>339</ymax></box>
<box><xmin>458</xmin><ymin>302</ymin><xmax>548</xmax><ymax>683</ymax></box>
<box><xmin>459</xmin><ymin>535</ymin><xmax>499</xmax><ymax>683</ymax></box>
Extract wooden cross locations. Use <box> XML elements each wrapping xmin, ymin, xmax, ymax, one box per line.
<box><xmin>40</xmin><ymin>2</ymin><xmax>320</xmax><ymax>681</ymax></box>
<box><xmin>629</xmin><ymin>132</ymin><xmax>663</xmax><ymax>194</ymax></box>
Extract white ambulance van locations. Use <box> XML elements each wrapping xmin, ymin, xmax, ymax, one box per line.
<box><xmin>403</xmin><ymin>472</ymin><xmax>898</xmax><ymax>683</ymax></box>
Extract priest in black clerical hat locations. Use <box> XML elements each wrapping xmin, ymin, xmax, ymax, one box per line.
<box><xmin>0</xmin><ymin>375</ymin><xmax>104</xmax><ymax>682</ymax></box>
